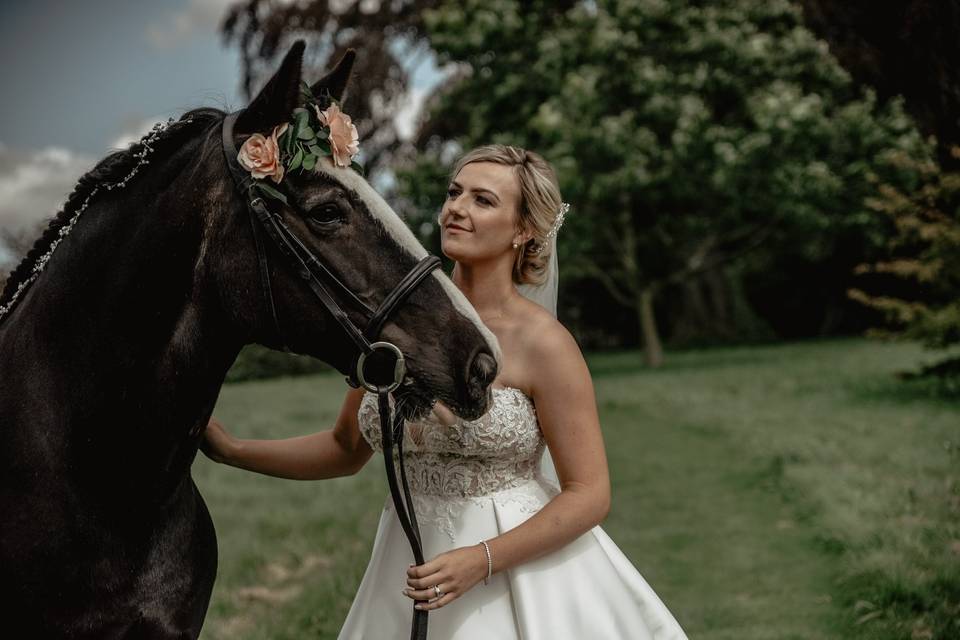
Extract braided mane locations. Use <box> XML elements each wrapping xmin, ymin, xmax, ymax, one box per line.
<box><xmin>0</xmin><ymin>108</ymin><xmax>225</xmax><ymax>316</ymax></box>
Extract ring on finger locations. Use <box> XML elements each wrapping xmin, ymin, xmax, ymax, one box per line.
<box><xmin>433</xmin><ymin>584</ymin><xmax>443</xmax><ymax>599</ymax></box>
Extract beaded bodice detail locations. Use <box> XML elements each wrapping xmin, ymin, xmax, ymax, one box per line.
<box><xmin>359</xmin><ymin>387</ymin><xmax>560</xmax><ymax>541</ymax></box>
<box><xmin>358</xmin><ymin>387</ymin><xmax>546</xmax><ymax>498</ymax></box>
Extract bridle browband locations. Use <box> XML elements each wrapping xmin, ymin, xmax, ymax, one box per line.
<box><xmin>221</xmin><ymin>111</ymin><xmax>434</xmax><ymax>639</ymax></box>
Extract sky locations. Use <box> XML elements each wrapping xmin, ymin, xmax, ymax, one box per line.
<box><xmin>0</xmin><ymin>0</ymin><xmax>440</xmax><ymax>266</ymax></box>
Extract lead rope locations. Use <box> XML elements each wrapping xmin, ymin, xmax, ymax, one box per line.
<box><xmin>378</xmin><ymin>392</ymin><xmax>429</xmax><ymax>640</ymax></box>
<box><xmin>395</xmin><ymin>412</ymin><xmax>422</xmax><ymax>545</ymax></box>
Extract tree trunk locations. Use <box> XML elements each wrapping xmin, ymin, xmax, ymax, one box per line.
<box><xmin>703</xmin><ymin>264</ymin><xmax>733</xmax><ymax>338</ymax></box>
<box><xmin>638</xmin><ymin>287</ymin><xmax>664</xmax><ymax>367</ymax></box>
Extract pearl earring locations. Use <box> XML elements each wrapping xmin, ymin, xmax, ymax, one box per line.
<box><xmin>512</xmin><ymin>242</ymin><xmax>519</xmax><ymax>249</ymax></box>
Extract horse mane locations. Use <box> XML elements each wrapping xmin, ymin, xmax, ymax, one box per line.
<box><xmin>0</xmin><ymin>107</ymin><xmax>226</xmax><ymax>314</ymax></box>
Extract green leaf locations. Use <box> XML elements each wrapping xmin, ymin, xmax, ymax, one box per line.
<box><xmin>289</xmin><ymin>115</ymin><xmax>308</xmax><ymax>143</ymax></box>
<box><xmin>299</xmin><ymin>81</ymin><xmax>315</xmax><ymax>102</ymax></box>
<box><xmin>281</xmin><ymin>128</ymin><xmax>296</xmax><ymax>156</ymax></box>
<box><xmin>254</xmin><ymin>181</ymin><xmax>288</xmax><ymax>204</ymax></box>
<box><xmin>288</xmin><ymin>147</ymin><xmax>303</xmax><ymax>172</ymax></box>
<box><xmin>297</xmin><ymin>126</ymin><xmax>315</xmax><ymax>141</ymax></box>
<box><xmin>351</xmin><ymin>160</ymin><xmax>365</xmax><ymax>176</ymax></box>
<box><xmin>302</xmin><ymin>153</ymin><xmax>317</xmax><ymax>171</ymax></box>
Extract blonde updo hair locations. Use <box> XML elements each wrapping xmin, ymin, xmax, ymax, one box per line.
<box><xmin>451</xmin><ymin>144</ymin><xmax>562</xmax><ymax>286</ymax></box>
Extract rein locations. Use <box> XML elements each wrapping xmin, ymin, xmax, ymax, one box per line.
<box><xmin>221</xmin><ymin>112</ymin><xmax>433</xmax><ymax>639</ymax></box>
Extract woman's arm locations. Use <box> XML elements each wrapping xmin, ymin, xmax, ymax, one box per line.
<box><xmin>483</xmin><ymin>320</ymin><xmax>611</xmax><ymax>567</ymax></box>
<box><xmin>201</xmin><ymin>385</ymin><xmax>374</xmax><ymax>480</ymax></box>
<box><xmin>405</xmin><ymin>319</ymin><xmax>611</xmax><ymax>608</ymax></box>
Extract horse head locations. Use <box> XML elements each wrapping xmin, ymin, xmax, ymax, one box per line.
<box><xmin>202</xmin><ymin>41</ymin><xmax>500</xmax><ymax>420</ymax></box>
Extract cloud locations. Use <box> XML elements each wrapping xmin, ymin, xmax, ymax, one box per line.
<box><xmin>146</xmin><ymin>0</ymin><xmax>300</xmax><ymax>49</ymax></box>
<box><xmin>146</xmin><ymin>0</ymin><xmax>238</xmax><ymax>49</ymax></box>
<box><xmin>0</xmin><ymin>142</ymin><xmax>94</xmax><ymax>269</ymax></box>
<box><xmin>109</xmin><ymin>117</ymin><xmax>167</xmax><ymax>151</ymax></box>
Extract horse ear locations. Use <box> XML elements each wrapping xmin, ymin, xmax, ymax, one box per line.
<box><xmin>310</xmin><ymin>49</ymin><xmax>356</xmax><ymax>104</ymax></box>
<box><xmin>234</xmin><ymin>40</ymin><xmax>306</xmax><ymax>135</ymax></box>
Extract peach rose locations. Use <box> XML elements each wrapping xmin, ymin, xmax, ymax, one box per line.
<box><xmin>314</xmin><ymin>103</ymin><xmax>360</xmax><ymax>168</ymax></box>
<box><xmin>237</xmin><ymin>123</ymin><xmax>288</xmax><ymax>183</ymax></box>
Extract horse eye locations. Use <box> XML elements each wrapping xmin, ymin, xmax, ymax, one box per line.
<box><xmin>309</xmin><ymin>203</ymin><xmax>343</xmax><ymax>224</ymax></box>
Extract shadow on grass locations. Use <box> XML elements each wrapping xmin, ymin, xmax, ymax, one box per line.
<box><xmin>733</xmin><ymin>451</ymin><xmax>821</xmax><ymax>526</ymax></box>
<box><xmin>586</xmin><ymin>342</ymin><xmax>785</xmax><ymax>378</ymax></box>
<box><xmin>834</xmin><ymin>568</ymin><xmax>960</xmax><ymax>640</ymax></box>
<box><xmin>841</xmin><ymin>368</ymin><xmax>960</xmax><ymax>407</ymax></box>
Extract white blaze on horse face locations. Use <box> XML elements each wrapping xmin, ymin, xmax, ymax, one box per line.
<box><xmin>314</xmin><ymin>157</ymin><xmax>503</xmax><ymax>367</ymax></box>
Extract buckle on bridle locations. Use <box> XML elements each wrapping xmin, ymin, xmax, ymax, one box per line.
<box><xmin>355</xmin><ymin>341</ymin><xmax>405</xmax><ymax>393</ymax></box>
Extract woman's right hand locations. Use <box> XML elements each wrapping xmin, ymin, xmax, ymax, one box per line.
<box><xmin>200</xmin><ymin>416</ymin><xmax>236</xmax><ymax>465</ymax></box>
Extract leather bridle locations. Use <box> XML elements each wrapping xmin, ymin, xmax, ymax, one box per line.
<box><xmin>222</xmin><ymin>111</ymin><xmax>434</xmax><ymax>639</ymax></box>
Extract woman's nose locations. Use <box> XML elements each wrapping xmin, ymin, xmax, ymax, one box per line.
<box><xmin>447</xmin><ymin>196</ymin><xmax>464</xmax><ymax>216</ymax></box>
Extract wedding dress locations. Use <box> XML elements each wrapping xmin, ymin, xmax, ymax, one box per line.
<box><xmin>337</xmin><ymin>385</ymin><xmax>690</xmax><ymax>639</ymax></box>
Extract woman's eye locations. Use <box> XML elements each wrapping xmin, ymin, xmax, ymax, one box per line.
<box><xmin>446</xmin><ymin>188</ymin><xmax>459</xmax><ymax>199</ymax></box>
<box><xmin>477</xmin><ymin>197</ymin><xmax>491</xmax><ymax>206</ymax></box>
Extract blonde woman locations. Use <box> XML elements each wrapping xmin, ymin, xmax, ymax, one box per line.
<box><xmin>202</xmin><ymin>145</ymin><xmax>688</xmax><ymax>639</ymax></box>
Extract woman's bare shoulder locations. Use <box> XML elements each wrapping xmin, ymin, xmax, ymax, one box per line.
<box><xmin>516</xmin><ymin>301</ymin><xmax>586</xmax><ymax>383</ymax></box>
<box><xmin>513</xmin><ymin>297</ymin><xmax>573</xmax><ymax>347</ymax></box>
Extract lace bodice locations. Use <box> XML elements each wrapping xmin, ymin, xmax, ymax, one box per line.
<box><xmin>358</xmin><ymin>387</ymin><xmax>559</xmax><ymax>541</ymax></box>
<box><xmin>358</xmin><ymin>387</ymin><xmax>546</xmax><ymax>497</ymax></box>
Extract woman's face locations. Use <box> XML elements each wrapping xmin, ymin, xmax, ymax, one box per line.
<box><xmin>439</xmin><ymin>161</ymin><xmax>526</xmax><ymax>263</ymax></box>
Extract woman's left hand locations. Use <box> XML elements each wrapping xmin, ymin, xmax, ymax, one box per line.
<box><xmin>403</xmin><ymin>544</ymin><xmax>489</xmax><ymax>610</ymax></box>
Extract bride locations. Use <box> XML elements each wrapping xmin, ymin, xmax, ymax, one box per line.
<box><xmin>202</xmin><ymin>144</ymin><xmax>689</xmax><ymax>639</ymax></box>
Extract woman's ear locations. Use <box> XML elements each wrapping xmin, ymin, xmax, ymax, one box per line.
<box><xmin>515</xmin><ymin>222</ymin><xmax>534</xmax><ymax>246</ymax></box>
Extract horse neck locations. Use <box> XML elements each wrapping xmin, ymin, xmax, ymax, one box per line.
<box><xmin>0</xmin><ymin>158</ymin><xmax>243</xmax><ymax>501</ymax></box>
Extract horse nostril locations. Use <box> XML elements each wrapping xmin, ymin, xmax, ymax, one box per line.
<box><xmin>469</xmin><ymin>350</ymin><xmax>498</xmax><ymax>388</ymax></box>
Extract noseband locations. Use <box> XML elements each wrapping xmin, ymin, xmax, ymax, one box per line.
<box><xmin>222</xmin><ymin>112</ymin><xmax>433</xmax><ymax>639</ymax></box>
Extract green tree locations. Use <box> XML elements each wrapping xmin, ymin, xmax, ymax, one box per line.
<box><xmin>400</xmin><ymin>0</ymin><xmax>927</xmax><ymax>365</ymax></box>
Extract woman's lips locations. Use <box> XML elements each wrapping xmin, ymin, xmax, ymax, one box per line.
<box><xmin>445</xmin><ymin>224</ymin><xmax>471</xmax><ymax>233</ymax></box>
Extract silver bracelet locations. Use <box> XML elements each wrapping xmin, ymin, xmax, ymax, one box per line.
<box><xmin>479</xmin><ymin>540</ymin><xmax>493</xmax><ymax>585</ymax></box>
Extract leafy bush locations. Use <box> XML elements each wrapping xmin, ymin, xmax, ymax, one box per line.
<box><xmin>848</xmin><ymin>148</ymin><xmax>960</xmax><ymax>393</ymax></box>
<box><xmin>225</xmin><ymin>343</ymin><xmax>332</xmax><ymax>383</ymax></box>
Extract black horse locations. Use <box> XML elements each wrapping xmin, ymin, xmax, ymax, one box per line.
<box><xmin>0</xmin><ymin>42</ymin><xmax>500</xmax><ymax>638</ymax></box>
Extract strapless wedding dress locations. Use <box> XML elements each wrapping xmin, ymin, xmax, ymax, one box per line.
<box><xmin>337</xmin><ymin>386</ymin><xmax>689</xmax><ymax>639</ymax></box>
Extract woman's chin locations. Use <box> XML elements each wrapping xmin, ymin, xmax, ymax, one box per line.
<box><xmin>440</xmin><ymin>248</ymin><xmax>467</xmax><ymax>263</ymax></box>
<box><xmin>439</xmin><ymin>242</ymin><xmax>478</xmax><ymax>264</ymax></box>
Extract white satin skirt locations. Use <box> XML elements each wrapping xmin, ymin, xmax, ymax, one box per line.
<box><xmin>337</xmin><ymin>477</ymin><xmax>689</xmax><ymax>639</ymax></box>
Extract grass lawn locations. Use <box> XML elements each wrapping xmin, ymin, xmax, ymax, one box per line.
<box><xmin>195</xmin><ymin>337</ymin><xmax>959</xmax><ymax>639</ymax></box>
